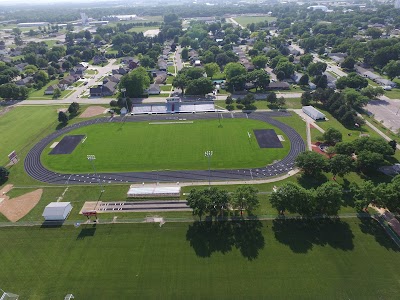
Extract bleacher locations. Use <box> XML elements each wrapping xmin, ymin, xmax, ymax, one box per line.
<box><xmin>131</xmin><ymin>102</ymin><xmax>217</xmax><ymax>115</ymax></box>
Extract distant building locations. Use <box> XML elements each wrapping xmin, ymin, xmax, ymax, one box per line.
<box><xmin>395</xmin><ymin>0</ymin><xmax>400</xmax><ymax>9</ymax></box>
<box><xmin>80</xmin><ymin>12</ymin><xmax>89</xmax><ymax>25</ymax></box>
<box><xmin>17</xmin><ymin>22</ymin><xmax>49</xmax><ymax>27</ymax></box>
<box><xmin>308</xmin><ymin>5</ymin><xmax>329</xmax><ymax>12</ymax></box>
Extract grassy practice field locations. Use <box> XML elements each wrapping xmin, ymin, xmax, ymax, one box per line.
<box><xmin>41</xmin><ymin>119</ymin><xmax>290</xmax><ymax>173</ymax></box>
<box><xmin>233</xmin><ymin>15</ymin><xmax>277</xmax><ymax>27</ymax></box>
<box><xmin>0</xmin><ymin>106</ymin><xmax>59</xmax><ymax>166</ymax></box>
<box><xmin>1</xmin><ymin>218</ymin><xmax>399</xmax><ymax>299</ymax></box>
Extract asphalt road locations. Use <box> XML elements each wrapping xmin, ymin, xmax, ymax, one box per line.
<box><xmin>24</xmin><ymin>111</ymin><xmax>305</xmax><ymax>185</ymax></box>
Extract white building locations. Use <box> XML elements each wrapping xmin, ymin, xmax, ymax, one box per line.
<box><xmin>42</xmin><ymin>202</ymin><xmax>73</xmax><ymax>221</ymax></box>
<box><xmin>396</xmin><ymin>0</ymin><xmax>400</xmax><ymax>9</ymax></box>
<box><xmin>17</xmin><ymin>22</ymin><xmax>49</xmax><ymax>27</ymax></box>
<box><xmin>302</xmin><ymin>106</ymin><xmax>326</xmax><ymax>121</ymax></box>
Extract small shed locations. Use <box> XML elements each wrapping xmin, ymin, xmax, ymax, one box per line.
<box><xmin>42</xmin><ymin>202</ymin><xmax>73</xmax><ymax>221</ymax></box>
<box><xmin>302</xmin><ymin>106</ymin><xmax>326</xmax><ymax>121</ymax></box>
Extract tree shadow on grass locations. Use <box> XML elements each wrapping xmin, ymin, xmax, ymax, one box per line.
<box><xmin>272</xmin><ymin>218</ymin><xmax>354</xmax><ymax>253</ymax></box>
<box><xmin>358</xmin><ymin>217</ymin><xmax>399</xmax><ymax>251</ymax></box>
<box><xmin>186</xmin><ymin>220</ymin><xmax>265</xmax><ymax>260</ymax></box>
<box><xmin>297</xmin><ymin>173</ymin><xmax>328</xmax><ymax>189</ymax></box>
<box><xmin>76</xmin><ymin>224</ymin><xmax>97</xmax><ymax>240</ymax></box>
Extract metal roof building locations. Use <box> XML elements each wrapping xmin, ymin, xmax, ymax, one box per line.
<box><xmin>302</xmin><ymin>106</ymin><xmax>326</xmax><ymax>121</ymax></box>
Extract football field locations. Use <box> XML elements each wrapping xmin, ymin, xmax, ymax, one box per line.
<box><xmin>41</xmin><ymin>119</ymin><xmax>290</xmax><ymax>173</ymax></box>
<box><xmin>1</xmin><ymin>219</ymin><xmax>400</xmax><ymax>299</ymax></box>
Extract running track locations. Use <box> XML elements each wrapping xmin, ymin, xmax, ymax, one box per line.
<box><xmin>24</xmin><ymin>112</ymin><xmax>306</xmax><ymax>185</ymax></box>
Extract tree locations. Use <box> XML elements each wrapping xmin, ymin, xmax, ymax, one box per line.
<box><xmin>329</xmin><ymin>154</ymin><xmax>353</xmax><ymax>179</ymax></box>
<box><xmin>186</xmin><ymin>189</ymin><xmax>210</xmax><ymax>220</ymax></box>
<box><xmin>58</xmin><ymin>111</ymin><xmax>68</xmax><ymax>124</ymax></box>
<box><xmin>252</xmin><ymin>55</ymin><xmax>268</xmax><ymax>69</ymax></box>
<box><xmin>267</xmin><ymin>92</ymin><xmax>277</xmax><ymax>104</ymax></box>
<box><xmin>52</xmin><ymin>88</ymin><xmax>61</xmax><ymax>99</ymax></box>
<box><xmin>204</xmin><ymin>62</ymin><xmax>219</xmax><ymax>79</ymax></box>
<box><xmin>301</xmin><ymin>91</ymin><xmax>312</xmax><ymax>106</ymax></box>
<box><xmin>300</xmin><ymin>54</ymin><xmax>313</xmax><ymax>67</ymax></box>
<box><xmin>314</xmin><ymin>181</ymin><xmax>343</xmax><ymax>215</ymax></box>
<box><xmin>139</xmin><ymin>55</ymin><xmax>155</xmax><ymax>68</ymax></box>
<box><xmin>307</xmin><ymin>62</ymin><xmax>327</xmax><ymax>76</ymax></box>
<box><xmin>313</xmin><ymin>74</ymin><xmax>328</xmax><ymax>89</ymax></box>
<box><xmin>172</xmin><ymin>73</ymin><xmax>188</xmax><ymax>95</ymax></box>
<box><xmin>110</xmin><ymin>100</ymin><xmax>118</xmax><ymax>107</ymax></box>
<box><xmin>356</xmin><ymin>150</ymin><xmax>385</xmax><ymax>171</ymax></box>
<box><xmin>247</xmin><ymin>69</ymin><xmax>269</xmax><ymax>91</ymax></box>
<box><xmin>274</xmin><ymin>61</ymin><xmax>295</xmax><ymax>78</ymax></box>
<box><xmin>181</xmin><ymin>47</ymin><xmax>189</xmax><ymax>61</ymax></box>
<box><xmin>277</xmin><ymin>96</ymin><xmax>286</xmax><ymax>109</ymax></box>
<box><xmin>241</xmin><ymin>94</ymin><xmax>255</xmax><ymax>109</ymax></box>
<box><xmin>276</xmin><ymin>71</ymin><xmax>285</xmax><ymax>81</ymax></box>
<box><xmin>366</xmin><ymin>27</ymin><xmax>382</xmax><ymax>39</ymax></box>
<box><xmin>185</xmin><ymin>77</ymin><xmax>214</xmax><ymax>96</ymax></box>
<box><xmin>68</xmin><ymin>102</ymin><xmax>80</xmax><ymax>115</ymax></box>
<box><xmin>224</xmin><ymin>62</ymin><xmax>246</xmax><ymax>81</ymax></box>
<box><xmin>354</xmin><ymin>180</ymin><xmax>375</xmax><ymax>211</ymax></box>
<box><xmin>270</xmin><ymin>182</ymin><xmax>314</xmax><ymax>216</ymax></box>
<box><xmin>336</xmin><ymin>73</ymin><xmax>368</xmax><ymax>90</ymax></box>
<box><xmin>340</xmin><ymin>57</ymin><xmax>355</xmax><ymax>70</ymax></box>
<box><xmin>299</xmin><ymin>74</ymin><xmax>309</xmax><ymax>86</ymax></box>
<box><xmin>360</xmin><ymin>86</ymin><xmax>384</xmax><ymax>99</ymax></box>
<box><xmin>389</xmin><ymin>140</ymin><xmax>397</xmax><ymax>151</ymax></box>
<box><xmin>382</xmin><ymin>60</ymin><xmax>400</xmax><ymax>80</ymax></box>
<box><xmin>0</xmin><ymin>166</ymin><xmax>9</xmax><ymax>182</ymax></box>
<box><xmin>231</xmin><ymin>186</ymin><xmax>259</xmax><ymax>215</ymax></box>
<box><xmin>295</xmin><ymin>151</ymin><xmax>327</xmax><ymax>177</ymax></box>
<box><xmin>322</xmin><ymin>127</ymin><xmax>342</xmax><ymax>144</ymax></box>
<box><xmin>119</xmin><ymin>67</ymin><xmax>150</xmax><ymax>98</ymax></box>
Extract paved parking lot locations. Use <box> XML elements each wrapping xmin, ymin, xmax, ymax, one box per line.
<box><xmin>365</xmin><ymin>96</ymin><xmax>400</xmax><ymax>133</ymax></box>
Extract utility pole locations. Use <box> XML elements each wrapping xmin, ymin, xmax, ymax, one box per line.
<box><xmin>87</xmin><ymin>155</ymin><xmax>105</xmax><ymax>194</ymax></box>
<box><xmin>204</xmin><ymin>150</ymin><xmax>213</xmax><ymax>187</ymax></box>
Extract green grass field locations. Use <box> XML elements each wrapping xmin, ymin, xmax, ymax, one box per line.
<box><xmin>233</xmin><ymin>15</ymin><xmax>277</xmax><ymax>27</ymax></box>
<box><xmin>1</xmin><ymin>218</ymin><xmax>400</xmax><ymax>299</ymax></box>
<box><xmin>41</xmin><ymin>119</ymin><xmax>290</xmax><ymax>173</ymax></box>
<box><xmin>0</xmin><ymin>106</ymin><xmax>59</xmax><ymax>166</ymax></box>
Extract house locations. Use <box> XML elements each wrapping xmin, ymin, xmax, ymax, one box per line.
<box><xmin>154</xmin><ymin>73</ymin><xmax>167</xmax><ymax>84</ymax></box>
<box><xmin>89</xmin><ymin>85</ymin><xmax>103</xmax><ymax>97</ymax></box>
<box><xmin>375</xmin><ymin>78</ymin><xmax>396</xmax><ymax>87</ymax></box>
<box><xmin>44</xmin><ymin>84</ymin><xmax>63</xmax><ymax>95</ymax></box>
<box><xmin>89</xmin><ymin>81</ymin><xmax>117</xmax><ymax>97</ymax></box>
<box><xmin>121</xmin><ymin>57</ymin><xmax>139</xmax><ymax>69</ymax></box>
<box><xmin>267</xmin><ymin>82</ymin><xmax>290</xmax><ymax>90</ymax></box>
<box><xmin>102</xmin><ymin>81</ymin><xmax>117</xmax><ymax>96</ymax></box>
<box><xmin>14</xmin><ymin>62</ymin><xmax>28</xmax><ymax>72</ymax></box>
<box><xmin>291</xmin><ymin>72</ymin><xmax>303</xmax><ymax>84</ymax></box>
<box><xmin>194</xmin><ymin>60</ymin><xmax>201</xmax><ymax>67</ymax></box>
<box><xmin>15</xmin><ymin>76</ymin><xmax>33</xmax><ymax>86</ymax></box>
<box><xmin>328</xmin><ymin>52</ymin><xmax>348</xmax><ymax>64</ymax></box>
<box><xmin>288</xmin><ymin>45</ymin><xmax>301</xmax><ymax>56</ymax></box>
<box><xmin>59</xmin><ymin>75</ymin><xmax>78</xmax><ymax>86</ymax></box>
<box><xmin>70</xmin><ymin>66</ymin><xmax>85</xmax><ymax>77</ymax></box>
<box><xmin>146</xmin><ymin>84</ymin><xmax>161</xmax><ymax>95</ymax></box>
<box><xmin>243</xmin><ymin>62</ymin><xmax>255</xmax><ymax>72</ymax></box>
<box><xmin>92</xmin><ymin>55</ymin><xmax>107</xmax><ymax>65</ymax></box>
<box><xmin>158</xmin><ymin>61</ymin><xmax>167</xmax><ymax>71</ymax></box>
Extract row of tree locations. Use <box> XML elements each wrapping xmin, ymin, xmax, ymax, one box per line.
<box><xmin>187</xmin><ymin>186</ymin><xmax>259</xmax><ymax>220</ymax></box>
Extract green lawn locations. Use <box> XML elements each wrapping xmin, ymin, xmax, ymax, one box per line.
<box><xmin>0</xmin><ymin>106</ymin><xmax>59</xmax><ymax>166</ymax></box>
<box><xmin>215</xmin><ymin>98</ymin><xmax>302</xmax><ymax>110</ymax></box>
<box><xmin>160</xmin><ymin>85</ymin><xmax>172</xmax><ymax>91</ymax></box>
<box><xmin>233</xmin><ymin>15</ymin><xmax>277</xmax><ymax>27</ymax></box>
<box><xmin>41</xmin><ymin>119</ymin><xmax>290</xmax><ymax>173</ymax></box>
<box><xmin>85</xmin><ymin>69</ymin><xmax>97</xmax><ymax>75</ymax></box>
<box><xmin>28</xmin><ymin>79</ymin><xmax>70</xmax><ymax>100</ymax></box>
<box><xmin>43</xmin><ymin>40</ymin><xmax>59</xmax><ymax>48</ymax></box>
<box><xmin>167</xmin><ymin>65</ymin><xmax>175</xmax><ymax>73</ymax></box>
<box><xmin>384</xmin><ymin>88</ymin><xmax>400</xmax><ymax>99</ymax></box>
<box><xmin>1</xmin><ymin>218</ymin><xmax>400</xmax><ymax>299</ymax></box>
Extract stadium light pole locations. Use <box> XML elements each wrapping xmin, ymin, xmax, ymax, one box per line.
<box><xmin>87</xmin><ymin>155</ymin><xmax>104</xmax><ymax>194</ymax></box>
<box><xmin>204</xmin><ymin>150</ymin><xmax>213</xmax><ymax>187</ymax></box>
